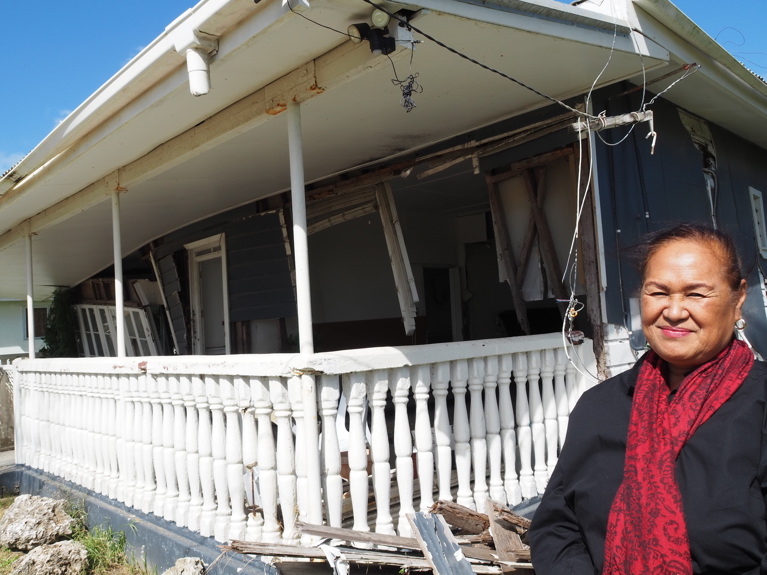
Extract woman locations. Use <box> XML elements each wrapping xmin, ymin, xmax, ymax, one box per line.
<box><xmin>528</xmin><ymin>223</ymin><xmax>767</xmax><ymax>574</ymax></box>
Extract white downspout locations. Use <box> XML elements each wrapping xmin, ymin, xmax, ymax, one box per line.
<box><xmin>26</xmin><ymin>234</ymin><xmax>35</xmax><ymax>359</ymax></box>
<box><xmin>112</xmin><ymin>189</ymin><xmax>126</xmax><ymax>358</ymax></box>
<box><xmin>287</xmin><ymin>101</ymin><xmax>323</xmax><ymax>528</ymax></box>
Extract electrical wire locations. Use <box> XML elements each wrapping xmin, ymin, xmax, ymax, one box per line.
<box><xmin>360</xmin><ymin>0</ymin><xmax>601</xmax><ymax>121</ymax></box>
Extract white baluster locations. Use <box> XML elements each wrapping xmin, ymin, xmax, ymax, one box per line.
<box><xmin>391</xmin><ymin>367</ymin><xmax>414</xmax><ymax>537</ymax></box>
<box><xmin>174</xmin><ymin>376</ymin><xmax>190</xmax><ymax>528</ymax></box>
<box><xmin>162</xmin><ymin>376</ymin><xmax>178</xmax><ymax>523</ymax></box>
<box><xmin>130</xmin><ymin>375</ymin><xmax>146</xmax><ymax>512</ymax></box>
<box><xmin>451</xmin><ymin>360</ymin><xmax>473</xmax><ymax>509</ymax></box>
<box><xmin>319</xmin><ymin>375</ymin><xmax>343</xmax><ymax>528</ymax></box>
<box><xmin>209</xmin><ymin>377</ymin><xmax>231</xmax><ymax>543</ymax></box>
<box><xmin>186</xmin><ymin>376</ymin><xmax>203</xmax><ymax>534</ymax></box>
<box><xmin>413</xmin><ymin>365</ymin><xmax>434</xmax><ymax>512</ymax></box>
<box><xmin>106</xmin><ymin>375</ymin><xmax>119</xmax><ymax>499</ymax></box>
<box><xmin>252</xmin><ymin>377</ymin><xmax>279</xmax><ymax>542</ymax></box>
<box><xmin>74</xmin><ymin>376</ymin><xmax>87</xmax><ymax>485</ymax></box>
<box><xmin>90</xmin><ymin>376</ymin><xmax>101</xmax><ymax>491</ymax></box>
<box><xmin>271</xmin><ymin>377</ymin><xmax>298</xmax><ymax>543</ymax></box>
<box><xmin>431</xmin><ymin>362</ymin><xmax>453</xmax><ymax>502</ymax></box>
<box><xmin>93</xmin><ymin>375</ymin><xmax>107</xmax><ymax>494</ymax></box>
<box><xmin>484</xmin><ymin>356</ymin><xmax>504</xmax><ymax>504</ymax></box>
<box><xmin>368</xmin><ymin>369</ymin><xmax>394</xmax><ymax>535</ymax></box>
<box><xmin>498</xmin><ymin>354</ymin><xmax>521</xmax><ymax>505</ymax></box>
<box><xmin>554</xmin><ymin>349</ymin><xmax>570</xmax><ymax>449</ymax></box>
<box><xmin>151</xmin><ymin>375</ymin><xmax>167</xmax><ymax>517</ymax></box>
<box><xmin>197</xmin><ymin>382</ymin><xmax>216</xmax><ymax>538</ymax></box>
<box><xmin>116</xmin><ymin>374</ymin><xmax>131</xmax><ymax>505</ymax></box>
<box><xmin>238</xmin><ymin>376</ymin><xmax>260</xmax><ymax>541</ymax></box>
<box><xmin>287</xmin><ymin>376</ymin><xmax>308</xmax><ymax>529</ymax></box>
<box><xmin>566</xmin><ymin>360</ymin><xmax>580</xmax><ymax>412</ymax></box>
<box><xmin>468</xmin><ymin>359</ymin><xmax>488</xmax><ymax>509</ymax></box>
<box><xmin>541</xmin><ymin>349</ymin><xmax>559</xmax><ymax>480</ymax></box>
<box><xmin>527</xmin><ymin>352</ymin><xmax>547</xmax><ymax>495</ymax></box>
<box><xmin>513</xmin><ymin>353</ymin><xmax>535</xmax><ymax>499</ymax></box>
<box><xmin>343</xmin><ymin>373</ymin><xmax>371</xmax><ymax>538</ymax></box>
<box><xmin>224</xmin><ymin>376</ymin><xmax>246</xmax><ymax>542</ymax></box>
<box><xmin>140</xmin><ymin>374</ymin><xmax>156</xmax><ymax>514</ymax></box>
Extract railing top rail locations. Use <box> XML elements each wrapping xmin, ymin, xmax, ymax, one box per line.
<box><xmin>12</xmin><ymin>332</ymin><xmax>583</xmax><ymax>378</ymax></box>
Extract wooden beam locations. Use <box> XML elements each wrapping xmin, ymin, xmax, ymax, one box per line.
<box><xmin>295</xmin><ymin>521</ymin><xmax>499</xmax><ymax>562</ymax></box>
<box><xmin>517</xmin><ymin>167</ymin><xmax>548</xmax><ymax>289</ymax></box>
<box><xmin>487</xmin><ymin>178</ymin><xmax>530</xmax><ymax>334</ymax></box>
<box><xmin>376</xmin><ymin>182</ymin><xmax>418</xmax><ymax>335</ymax></box>
<box><xmin>522</xmin><ymin>169</ymin><xmax>568</xmax><ymax>303</ymax></box>
<box><xmin>485</xmin><ymin>499</ymin><xmax>526</xmax><ymax>572</ymax></box>
<box><xmin>487</xmin><ymin>148</ymin><xmax>573</xmax><ymax>184</ymax></box>
<box><xmin>571</xmin><ymin>142</ymin><xmax>607</xmax><ymax>378</ymax></box>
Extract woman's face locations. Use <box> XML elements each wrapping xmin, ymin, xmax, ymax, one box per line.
<box><xmin>641</xmin><ymin>238</ymin><xmax>746</xmax><ymax>371</ymax></box>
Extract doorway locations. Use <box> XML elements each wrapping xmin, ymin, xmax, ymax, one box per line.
<box><xmin>185</xmin><ymin>234</ymin><xmax>230</xmax><ymax>355</ymax></box>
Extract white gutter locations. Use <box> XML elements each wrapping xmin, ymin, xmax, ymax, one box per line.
<box><xmin>0</xmin><ymin>0</ymin><xmax>256</xmax><ymax>197</ymax></box>
<box><xmin>393</xmin><ymin>0</ymin><xmax>633</xmax><ymax>35</ymax></box>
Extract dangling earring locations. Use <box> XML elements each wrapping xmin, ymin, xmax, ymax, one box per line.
<box><xmin>735</xmin><ymin>318</ymin><xmax>747</xmax><ymax>331</ymax></box>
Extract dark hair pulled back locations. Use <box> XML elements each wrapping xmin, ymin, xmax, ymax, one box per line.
<box><xmin>633</xmin><ymin>222</ymin><xmax>744</xmax><ymax>292</ymax></box>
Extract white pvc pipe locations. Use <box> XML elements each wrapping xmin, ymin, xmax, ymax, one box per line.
<box><xmin>287</xmin><ymin>101</ymin><xmax>323</xmax><ymax>528</ymax></box>
<box><xmin>26</xmin><ymin>234</ymin><xmax>35</xmax><ymax>359</ymax></box>
<box><xmin>112</xmin><ymin>190</ymin><xmax>126</xmax><ymax>358</ymax></box>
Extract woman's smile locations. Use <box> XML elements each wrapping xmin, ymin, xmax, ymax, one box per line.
<box><xmin>658</xmin><ymin>326</ymin><xmax>693</xmax><ymax>338</ymax></box>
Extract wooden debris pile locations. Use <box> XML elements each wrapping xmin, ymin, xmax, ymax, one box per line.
<box><xmin>227</xmin><ymin>499</ymin><xmax>534</xmax><ymax>574</ymax></box>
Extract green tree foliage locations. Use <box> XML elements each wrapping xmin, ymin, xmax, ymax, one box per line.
<box><xmin>40</xmin><ymin>288</ymin><xmax>79</xmax><ymax>357</ymax></box>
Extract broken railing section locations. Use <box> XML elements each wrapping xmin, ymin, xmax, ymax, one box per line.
<box><xmin>13</xmin><ymin>333</ymin><xmax>595</xmax><ymax>547</ymax></box>
<box><xmin>228</xmin><ymin>499</ymin><xmax>534</xmax><ymax>573</ymax></box>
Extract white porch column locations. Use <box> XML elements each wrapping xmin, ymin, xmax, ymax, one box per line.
<box><xmin>286</xmin><ymin>101</ymin><xmax>322</xmax><ymax>527</ymax></box>
<box><xmin>112</xmin><ymin>189</ymin><xmax>126</xmax><ymax>357</ymax></box>
<box><xmin>25</xmin><ymin>234</ymin><xmax>35</xmax><ymax>359</ymax></box>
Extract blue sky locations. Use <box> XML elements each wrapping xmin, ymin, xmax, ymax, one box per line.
<box><xmin>0</xmin><ymin>0</ymin><xmax>764</xmax><ymax>174</ymax></box>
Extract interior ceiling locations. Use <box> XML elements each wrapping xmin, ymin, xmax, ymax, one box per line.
<box><xmin>0</xmin><ymin>0</ymin><xmax>668</xmax><ymax>301</ymax></box>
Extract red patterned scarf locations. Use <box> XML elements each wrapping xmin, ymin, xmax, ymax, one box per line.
<box><xmin>603</xmin><ymin>339</ymin><xmax>753</xmax><ymax>574</ymax></box>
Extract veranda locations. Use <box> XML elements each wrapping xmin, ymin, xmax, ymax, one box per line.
<box><xmin>10</xmin><ymin>332</ymin><xmax>595</xmax><ymax>546</ymax></box>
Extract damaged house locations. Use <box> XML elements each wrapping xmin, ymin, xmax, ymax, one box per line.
<box><xmin>3</xmin><ymin>0</ymin><xmax>767</xmax><ymax>570</ymax></box>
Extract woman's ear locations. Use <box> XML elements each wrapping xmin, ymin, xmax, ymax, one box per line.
<box><xmin>736</xmin><ymin>279</ymin><xmax>748</xmax><ymax>312</ymax></box>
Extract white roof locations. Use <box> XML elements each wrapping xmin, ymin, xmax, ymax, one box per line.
<box><xmin>0</xmin><ymin>0</ymin><xmax>764</xmax><ymax>300</ymax></box>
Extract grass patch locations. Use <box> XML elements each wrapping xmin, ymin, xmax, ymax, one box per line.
<box><xmin>0</xmin><ymin>496</ymin><xmax>22</xmax><ymax>574</ymax></box>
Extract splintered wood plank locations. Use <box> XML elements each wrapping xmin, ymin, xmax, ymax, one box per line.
<box><xmin>296</xmin><ymin>521</ymin><xmax>499</xmax><ymax>562</ymax></box>
<box><xmin>430</xmin><ymin>500</ymin><xmax>490</xmax><ymax>534</ymax></box>
<box><xmin>488</xmin><ymin>500</ymin><xmax>532</xmax><ymax>533</ymax></box>
<box><xmin>408</xmin><ymin>513</ymin><xmax>475</xmax><ymax>575</ymax></box>
<box><xmin>485</xmin><ymin>499</ymin><xmax>526</xmax><ymax>574</ymax></box>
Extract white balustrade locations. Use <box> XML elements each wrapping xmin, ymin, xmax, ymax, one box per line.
<box><xmin>10</xmin><ymin>333</ymin><xmax>596</xmax><ymax>548</ymax></box>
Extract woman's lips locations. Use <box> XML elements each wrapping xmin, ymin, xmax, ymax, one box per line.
<box><xmin>659</xmin><ymin>326</ymin><xmax>691</xmax><ymax>338</ymax></box>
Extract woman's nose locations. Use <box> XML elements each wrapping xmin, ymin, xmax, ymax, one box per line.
<box><xmin>664</xmin><ymin>296</ymin><xmax>689</xmax><ymax>321</ymax></box>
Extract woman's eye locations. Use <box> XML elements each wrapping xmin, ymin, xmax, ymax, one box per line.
<box><xmin>688</xmin><ymin>293</ymin><xmax>704</xmax><ymax>298</ymax></box>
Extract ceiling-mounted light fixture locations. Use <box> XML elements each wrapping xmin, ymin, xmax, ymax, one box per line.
<box><xmin>348</xmin><ymin>7</ymin><xmax>395</xmax><ymax>55</ymax></box>
<box><xmin>347</xmin><ymin>22</ymin><xmax>371</xmax><ymax>44</ymax></box>
<box><xmin>367</xmin><ymin>28</ymin><xmax>395</xmax><ymax>55</ymax></box>
<box><xmin>370</xmin><ymin>9</ymin><xmax>390</xmax><ymax>29</ymax></box>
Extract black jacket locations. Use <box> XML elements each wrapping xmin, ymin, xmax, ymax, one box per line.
<box><xmin>528</xmin><ymin>357</ymin><xmax>767</xmax><ymax>574</ymax></box>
